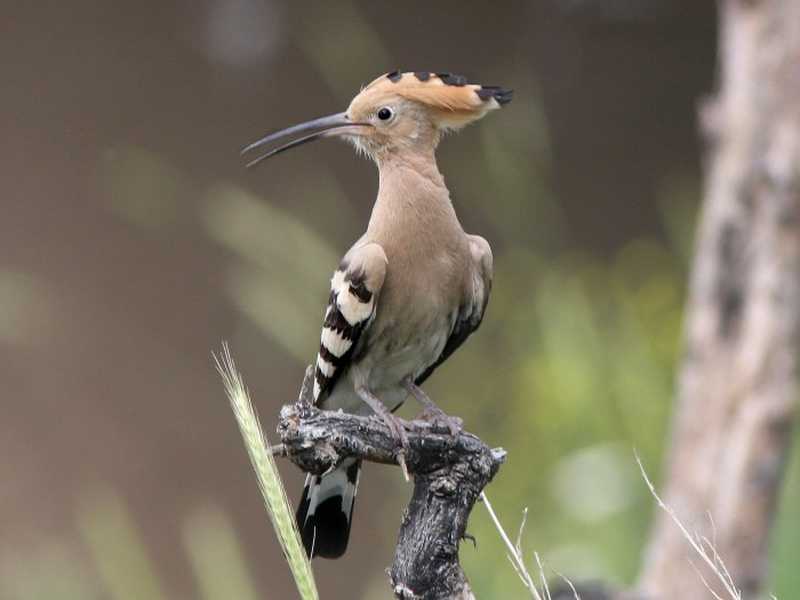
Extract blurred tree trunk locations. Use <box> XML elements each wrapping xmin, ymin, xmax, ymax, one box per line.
<box><xmin>638</xmin><ymin>0</ymin><xmax>800</xmax><ymax>598</ymax></box>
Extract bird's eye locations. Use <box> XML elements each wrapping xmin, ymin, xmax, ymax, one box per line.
<box><xmin>377</xmin><ymin>107</ymin><xmax>394</xmax><ymax>121</ymax></box>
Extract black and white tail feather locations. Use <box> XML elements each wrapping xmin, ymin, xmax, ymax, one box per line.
<box><xmin>296</xmin><ymin>458</ymin><xmax>361</xmax><ymax>558</ymax></box>
<box><xmin>296</xmin><ymin>255</ymin><xmax>379</xmax><ymax>559</ymax></box>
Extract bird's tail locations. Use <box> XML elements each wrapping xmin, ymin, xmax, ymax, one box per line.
<box><xmin>295</xmin><ymin>458</ymin><xmax>361</xmax><ymax>559</ymax></box>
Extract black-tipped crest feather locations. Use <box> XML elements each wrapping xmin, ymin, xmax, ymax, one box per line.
<box><xmin>476</xmin><ymin>86</ymin><xmax>514</xmax><ymax>105</ymax></box>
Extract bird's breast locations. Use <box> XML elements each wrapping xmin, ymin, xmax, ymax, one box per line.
<box><xmin>360</xmin><ymin>311</ymin><xmax>453</xmax><ymax>393</ymax></box>
<box><xmin>356</xmin><ymin>251</ymin><xmax>461</xmax><ymax>387</ymax></box>
<box><xmin>349</xmin><ymin>220</ymin><xmax>470</xmax><ymax>387</ymax></box>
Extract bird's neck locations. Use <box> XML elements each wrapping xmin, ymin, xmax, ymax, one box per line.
<box><xmin>368</xmin><ymin>150</ymin><xmax>460</xmax><ymax>237</ymax></box>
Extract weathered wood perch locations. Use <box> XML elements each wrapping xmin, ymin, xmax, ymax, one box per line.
<box><xmin>277</xmin><ymin>368</ymin><xmax>505</xmax><ymax>600</ymax></box>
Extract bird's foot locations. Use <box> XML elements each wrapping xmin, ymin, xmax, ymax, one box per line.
<box><xmin>403</xmin><ymin>378</ymin><xmax>462</xmax><ymax>438</ymax></box>
<box><xmin>357</xmin><ymin>386</ymin><xmax>411</xmax><ymax>481</ymax></box>
<box><xmin>416</xmin><ymin>406</ymin><xmax>463</xmax><ymax>438</ymax></box>
<box><xmin>379</xmin><ymin>412</ymin><xmax>411</xmax><ymax>481</ymax></box>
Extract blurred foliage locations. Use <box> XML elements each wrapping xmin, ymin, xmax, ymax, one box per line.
<box><xmin>101</xmin><ymin>146</ymin><xmax>188</xmax><ymax>231</ymax></box>
<box><xmin>0</xmin><ymin>270</ymin><xmax>52</xmax><ymax>346</ymax></box>
<box><xmin>182</xmin><ymin>505</ymin><xmax>261</xmax><ymax>600</ymax></box>
<box><xmin>77</xmin><ymin>489</ymin><xmax>168</xmax><ymax>600</ymax></box>
<box><xmin>296</xmin><ymin>0</ymin><xmax>391</xmax><ymax>102</ymax></box>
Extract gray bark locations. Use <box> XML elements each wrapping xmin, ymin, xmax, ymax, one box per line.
<box><xmin>638</xmin><ymin>0</ymin><xmax>800</xmax><ymax>597</ymax></box>
<box><xmin>278</xmin><ymin>368</ymin><xmax>505</xmax><ymax>600</ymax></box>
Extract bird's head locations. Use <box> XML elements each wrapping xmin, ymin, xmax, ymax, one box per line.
<box><xmin>242</xmin><ymin>71</ymin><xmax>512</xmax><ymax>167</ymax></box>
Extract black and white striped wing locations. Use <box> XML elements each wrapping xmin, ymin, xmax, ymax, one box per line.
<box><xmin>313</xmin><ymin>244</ymin><xmax>387</xmax><ymax>403</ymax></box>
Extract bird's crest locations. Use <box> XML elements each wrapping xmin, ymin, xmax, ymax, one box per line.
<box><xmin>354</xmin><ymin>71</ymin><xmax>512</xmax><ymax>130</ymax></box>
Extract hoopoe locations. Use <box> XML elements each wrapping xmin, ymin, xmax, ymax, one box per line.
<box><xmin>242</xmin><ymin>71</ymin><xmax>512</xmax><ymax>559</ymax></box>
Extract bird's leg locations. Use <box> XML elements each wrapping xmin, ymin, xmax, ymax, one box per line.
<box><xmin>402</xmin><ymin>377</ymin><xmax>463</xmax><ymax>437</ymax></box>
<box><xmin>356</xmin><ymin>386</ymin><xmax>411</xmax><ymax>480</ymax></box>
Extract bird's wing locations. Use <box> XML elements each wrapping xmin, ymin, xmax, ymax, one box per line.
<box><xmin>313</xmin><ymin>242</ymin><xmax>387</xmax><ymax>404</ymax></box>
<box><xmin>415</xmin><ymin>234</ymin><xmax>493</xmax><ymax>385</ymax></box>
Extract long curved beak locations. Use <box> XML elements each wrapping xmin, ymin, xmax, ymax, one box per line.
<box><xmin>240</xmin><ymin>111</ymin><xmax>371</xmax><ymax>168</ymax></box>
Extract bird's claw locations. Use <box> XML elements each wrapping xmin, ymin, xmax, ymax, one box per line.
<box><xmin>416</xmin><ymin>406</ymin><xmax>463</xmax><ymax>438</ymax></box>
<box><xmin>403</xmin><ymin>378</ymin><xmax>462</xmax><ymax>438</ymax></box>
<box><xmin>380</xmin><ymin>412</ymin><xmax>411</xmax><ymax>481</ymax></box>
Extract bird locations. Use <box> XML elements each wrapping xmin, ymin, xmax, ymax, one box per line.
<box><xmin>242</xmin><ymin>70</ymin><xmax>512</xmax><ymax>559</ymax></box>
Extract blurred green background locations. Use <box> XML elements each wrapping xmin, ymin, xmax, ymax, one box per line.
<box><xmin>2</xmin><ymin>1</ymin><xmax>797</xmax><ymax>599</ymax></box>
